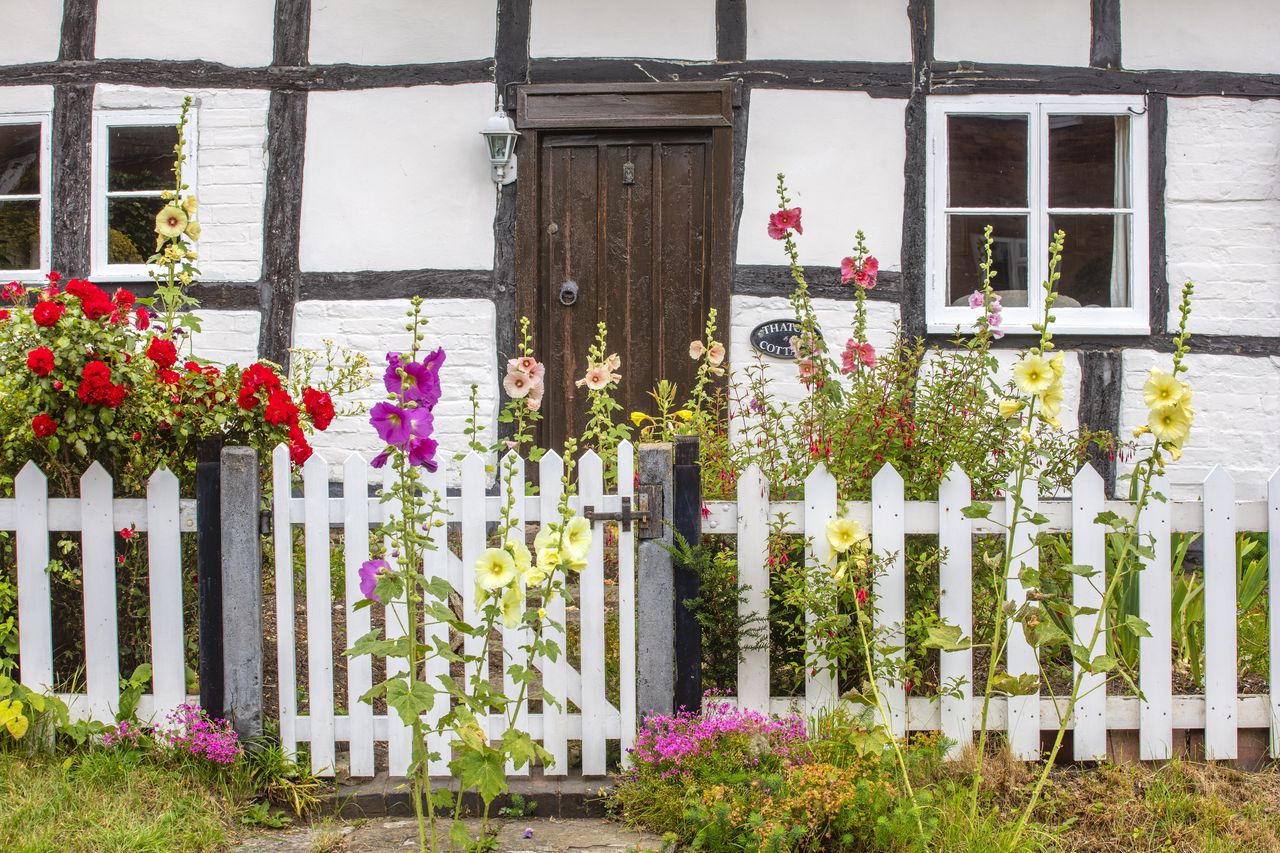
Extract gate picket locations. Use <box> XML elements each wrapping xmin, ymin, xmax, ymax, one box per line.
<box><xmin>382</xmin><ymin>463</ymin><xmax>412</xmax><ymax>776</ymax></box>
<box><xmin>424</xmin><ymin>457</ymin><xmax>451</xmax><ymax>775</ymax></box>
<box><xmin>303</xmin><ymin>455</ymin><xmax>336</xmax><ymax>776</ymax></box>
<box><xmin>272</xmin><ymin>445</ymin><xmax>298</xmax><ymax>758</ymax></box>
<box><xmin>871</xmin><ymin>464</ymin><xmax>906</xmax><ymax>737</ymax></box>
<box><xmin>617</xmin><ymin>441</ymin><xmax>638</xmax><ymax>766</ymax></box>
<box><xmin>938</xmin><ymin>465</ymin><xmax>973</xmax><ymax>758</ymax></box>
<box><xmin>342</xmin><ymin>454</ymin><xmax>374</xmax><ymax>777</ymax></box>
<box><xmin>1270</xmin><ymin>468</ymin><xmax>1280</xmax><ymax>757</ymax></box>
<box><xmin>1006</xmin><ymin>474</ymin><xmax>1040</xmax><ymax>760</ymax></box>
<box><xmin>1139</xmin><ymin>472</ymin><xmax>1173</xmax><ymax>760</ymax></box>
<box><xmin>539</xmin><ymin>450</ymin><xmax>569</xmax><ymax>775</ymax></box>
<box><xmin>1203</xmin><ymin>466</ymin><xmax>1237</xmax><ymax>760</ymax></box>
<box><xmin>1071</xmin><ymin>465</ymin><xmax>1107</xmax><ymax>760</ymax></box>
<box><xmin>803</xmin><ymin>464</ymin><xmax>838</xmax><ymax>714</ymax></box>
<box><xmin>736</xmin><ymin>465</ymin><xmax>771</xmax><ymax>713</ymax></box>
<box><xmin>500</xmin><ymin>452</ymin><xmax>530</xmax><ymax>775</ymax></box>
<box><xmin>146</xmin><ymin>466</ymin><xmax>185</xmax><ymax>717</ymax></box>
<box><xmin>578</xmin><ymin>450</ymin><xmax>607</xmax><ymax>776</ymax></box>
<box><xmin>81</xmin><ymin>463</ymin><xmax>119</xmax><ymax>722</ymax></box>
<box><xmin>15</xmin><ymin>462</ymin><xmax>52</xmax><ymax>696</ymax></box>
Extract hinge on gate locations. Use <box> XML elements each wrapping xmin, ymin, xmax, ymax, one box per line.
<box><xmin>259</xmin><ymin>509</ymin><xmax>272</xmax><ymax>537</ymax></box>
<box><xmin>582</xmin><ymin>485</ymin><xmax>662</xmax><ymax>539</ymax></box>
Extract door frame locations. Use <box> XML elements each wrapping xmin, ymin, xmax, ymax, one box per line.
<box><xmin>513</xmin><ymin>82</ymin><xmax>736</xmax><ymax>394</ymax></box>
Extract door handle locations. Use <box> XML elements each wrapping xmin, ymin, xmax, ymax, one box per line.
<box><xmin>558</xmin><ymin>280</ymin><xmax>579</xmax><ymax>306</ymax></box>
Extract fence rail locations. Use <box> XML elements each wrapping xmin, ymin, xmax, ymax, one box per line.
<box><xmin>712</xmin><ymin>462</ymin><xmax>1280</xmax><ymax>763</ymax></box>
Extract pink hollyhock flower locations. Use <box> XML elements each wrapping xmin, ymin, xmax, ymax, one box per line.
<box><xmin>855</xmin><ymin>256</ymin><xmax>879</xmax><ymax>289</ymax></box>
<box><xmin>707</xmin><ymin>342</ymin><xmax>725</xmax><ymax>366</ymax></box>
<box><xmin>841</xmin><ymin>339</ymin><xmax>877</xmax><ymax>374</ymax></box>
<box><xmin>797</xmin><ymin>357</ymin><xmax>818</xmax><ymax>380</ymax></box>
<box><xmin>359</xmin><ymin>559</ymin><xmax>389</xmax><ymax>601</ymax></box>
<box><xmin>987</xmin><ymin>311</ymin><xmax>1002</xmax><ymax>328</ymax></box>
<box><xmin>503</xmin><ymin>365</ymin><xmax>533</xmax><ymax>398</ymax></box>
<box><xmin>689</xmin><ymin>339</ymin><xmax>705</xmax><ymax>360</ymax></box>
<box><xmin>527</xmin><ymin>382</ymin><xmax>544</xmax><ymax>411</ymax></box>
<box><xmin>767</xmin><ymin>207</ymin><xmax>802</xmax><ymax>240</ymax></box>
<box><xmin>968</xmin><ymin>290</ymin><xmax>985</xmax><ymax>309</ymax></box>
<box><xmin>576</xmin><ymin>364</ymin><xmax>611</xmax><ymax>390</ymax></box>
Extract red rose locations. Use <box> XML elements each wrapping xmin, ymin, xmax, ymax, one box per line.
<box><xmin>65</xmin><ymin>279</ymin><xmax>113</xmax><ymax>320</ymax></box>
<box><xmin>113</xmin><ymin>288</ymin><xmax>136</xmax><ymax>308</ymax></box>
<box><xmin>26</xmin><ymin>346</ymin><xmax>55</xmax><ymax>376</ymax></box>
<box><xmin>146</xmin><ymin>336</ymin><xmax>178</xmax><ymax>369</ymax></box>
<box><xmin>157</xmin><ymin>368</ymin><xmax>182</xmax><ymax>385</ymax></box>
<box><xmin>32</xmin><ymin>301</ymin><xmax>65</xmax><ymax>327</ymax></box>
<box><xmin>264</xmin><ymin>388</ymin><xmax>299</xmax><ymax>426</ymax></box>
<box><xmin>288</xmin><ymin>425</ymin><xmax>312</xmax><ymax>465</ymax></box>
<box><xmin>45</xmin><ymin>271</ymin><xmax>60</xmax><ymax>284</ymax></box>
<box><xmin>0</xmin><ymin>310</ymin><xmax>9</xmax><ymax>321</ymax></box>
<box><xmin>302</xmin><ymin>387</ymin><xmax>335</xmax><ymax>431</ymax></box>
<box><xmin>134</xmin><ymin>306</ymin><xmax>150</xmax><ymax>330</ymax></box>
<box><xmin>2</xmin><ymin>282</ymin><xmax>23</xmax><ymax>301</ymax></box>
<box><xmin>237</xmin><ymin>385</ymin><xmax>259</xmax><ymax>410</ymax></box>
<box><xmin>241</xmin><ymin>363</ymin><xmax>281</xmax><ymax>392</ymax></box>
<box><xmin>31</xmin><ymin>414</ymin><xmax>57</xmax><ymax>438</ymax></box>
<box><xmin>77</xmin><ymin>360</ymin><xmax>126</xmax><ymax>408</ymax></box>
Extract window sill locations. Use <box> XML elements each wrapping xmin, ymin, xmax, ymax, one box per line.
<box><xmin>926</xmin><ymin>321</ymin><xmax>1151</xmax><ymax>337</ymax></box>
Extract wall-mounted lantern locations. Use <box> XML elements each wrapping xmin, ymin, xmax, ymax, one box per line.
<box><xmin>480</xmin><ymin>97</ymin><xmax>519</xmax><ymax>185</ymax></box>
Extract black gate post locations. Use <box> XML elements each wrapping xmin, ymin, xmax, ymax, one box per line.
<box><xmin>672</xmin><ymin>435</ymin><xmax>703</xmax><ymax>712</ymax></box>
<box><xmin>195</xmin><ymin>436</ymin><xmax>225</xmax><ymax>716</ymax></box>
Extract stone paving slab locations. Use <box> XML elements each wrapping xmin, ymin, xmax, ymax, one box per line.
<box><xmin>234</xmin><ymin>817</ymin><xmax>669</xmax><ymax>852</ymax></box>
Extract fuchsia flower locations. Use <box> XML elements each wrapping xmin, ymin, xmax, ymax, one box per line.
<box><xmin>359</xmin><ymin>558</ymin><xmax>389</xmax><ymax>601</ymax></box>
<box><xmin>767</xmin><ymin>207</ymin><xmax>803</xmax><ymax>240</ymax></box>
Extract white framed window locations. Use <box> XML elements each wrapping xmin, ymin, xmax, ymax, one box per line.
<box><xmin>91</xmin><ymin>109</ymin><xmax>196</xmax><ymax>280</ymax></box>
<box><xmin>0</xmin><ymin>113</ymin><xmax>52</xmax><ymax>280</ymax></box>
<box><xmin>926</xmin><ymin>95</ymin><xmax>1149</xmax><ymax>336</ymax></box>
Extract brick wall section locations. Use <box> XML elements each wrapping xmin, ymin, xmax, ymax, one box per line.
<box><xmin>1165</xmin><ymin>97</ymin><xmax>1280</xmax><ymax>336</ymax></box>
<box><xmin>1119</xmin><ymin>349</ymin><xmax>1280</xmax><ymax>500</ymax></box>
<box><xmin>291</xmin><ymin>298</ymin><xmax>499</xmax><ymax>483</ymax></box>
<box><xmin>189</xmin><ymin>310</ymin><xmax>262</xmax><ymax>366</ymax></box>
<box><xmin>94</xmin><ymin>86</ymin><xmax>270</xmax><ymax>282</ymax></box>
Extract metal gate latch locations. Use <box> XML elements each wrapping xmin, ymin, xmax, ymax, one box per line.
<box><xmin>582</xmin><ymin>485</ymin><xmax>661</xmax><ymax>539</ymax></box>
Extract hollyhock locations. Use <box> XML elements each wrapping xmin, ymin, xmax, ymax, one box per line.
<box><xmin>31</xmin><ymin>414</ymin><xmax>57</xmax><ymax>437</ymax></box>
<box><xmin>384</xmin><ymin>349</ymin><xmax>444</xmax><ymax>408</ymax></box>
<box><xmin>302</xmin><ymin>387</ymin><xmax>335</xmax><ymax>431</ymax></box>
<box><xmin>767</xmin><ymin>207</ymin><xmax>803</xmax><ymax>240</ymax></box>
<box><xmin>407</xmin><ymin>435</ymin><xmax>439</xmax><ymax>471</ymax></box>
<box><xmin>155</xmin><ymin>205</ymin><xmax>188</xmax><ymax>239</ymax></box>
<box><xmin>370</xmin><ymin>402</ymin><xmax>417</xmax><ymax>446</ymax></box>
<box><xmin>840</xmin><ymin>339</ymin><xmax>876</xmax><ymax>374</ymax></box>
<box><xmin>526</xmin><ymin>381</ymin><xmax>544</xmax><ymax>411</ymax></box>
<box><xmin>32</xmin><ymin>300</ymin><xmax>64</xmax><ymax>327</ymax></box>
<box><xmin>26</xmin><ymin>347</ymin><xmax>54</xmax><ymax>376</ymax></box>
<box><xmin>512</xmin><ymin>355</ymin><xmax>544</xmax><ymax>383</ymax></box>
<box><xmin>855</xmin><ymin>256</ymin><xmax>878</xmax><ymax>288</ymax></box>
<box><xmin>503</xmin><ymin>365</ymin><xmax>533</xmax><ymax>398</ymax></box>
<box><xmin>968</xmin><ymin>290</ymin><xmax>986</xmax><ymax>309</ymax></box>
<box><xmin>359</xmin><ymin>558</ymin><xmax>389</xmax><ymax>601</ymax></box>
<box><xmin>146</xmin><ymin>336</ymin><xmax>178</xmax><ymax>369</ymax></box>
<box><xmin>689</xmin><ymin>339</ymin><xmax>705</xmax><ymax>359</ymax></box>
<box><xmin>576</xmin><ymin>364</ymin><xmax>610</xmax><ymax>390</ymax></box>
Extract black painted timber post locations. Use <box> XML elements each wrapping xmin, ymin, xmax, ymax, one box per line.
<box><xmin>672</xmin><ymin>435</ymin><xmax>703</xmax><ymax>712</ymax></box>
<box><xmin>195</xmin><ymin>436</ymin><xmax>225</xmax><ymax>716</ymax></box>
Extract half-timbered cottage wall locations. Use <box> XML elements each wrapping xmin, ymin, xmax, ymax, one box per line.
<box><xmin>0</xmin><ymin>0</ymin><xmax>1276</xmax><ymax>495</ymax></box>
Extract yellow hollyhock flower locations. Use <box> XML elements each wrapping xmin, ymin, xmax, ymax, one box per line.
<box><xmin>534</xmin><ymin>526</ymin><xmax>556</xmax><ymax>553</ymax></box>
<box><xmin>507</xmin><ymin>535</ymin><xmax>532</xmax><ymax>576</ymax></box>
<box><xmin>564</xmin><ymin>516</ymin><xmax>592</xmax><ymax>561</ymax></box>
<box><xmin>502</xmin><ymin>585</ymin><xmax>525</xmax><ymax>629</ymax></box>
<box><xmin>999</xmin><ymin>399</ymin><xmax>1022</xmax><ymax>419</ymax></box>
<box><xmin>1040</xmin><ymin>381</ymin><xmax>1064</xmax><ymax>419</ymax></box>
<box><xmin>1013</xmin><ymin>354</ymin><xmax>1054</xmax><ymax>396</ymax></box>
<box><xmin>475</xmin><ymin>547</ymin><xmax>517</xmax><ymax>590</ymax></box>
<box><xmin>565</xmin><ymin>554</ymin><xmax>587</xmax><ymax>573</ymax></box>
<box><xmin>1143</xmin><ymin>369</ymin><xmax>1184</xmax><ymax>411</ymax></box>
<box><xmin>155</xmin><ymin>205</ymin><xmax>188</xmax><ymax>239</ymax></box>
<box><xmin>1149</xmin><ymin>404</ymin><xmax>1192</xmax><ymax>445</ymax></box>
<box><xmin>1050</xmin><ymin>352</ymin><xmax>1065</xmax><ymax>379</ymax></box>
<box><xmin>826</xmin><ymin>517</ymin><xmax>868</xmax><ymax>554</ymax></box>
<box><xmin>182</xmin><ymin>194</ymin><xmax>198</xmax><ymax>215</ymax></box>
<box><xmin>184</xmin><ymin>220</ymin><xmax>201</xmax><ymax>240</ymax></box>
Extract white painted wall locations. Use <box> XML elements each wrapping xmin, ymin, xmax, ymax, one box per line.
<box><xmin>0</xmin><ymin>85</ymin><xmax>54</xmax><ymax>115</ymax></box>
<box><xmin>1123</xmin><ymin>0</ymin><xmax>1280</xmax><ymax>74</ymax></box>
<box><xmin>94</xmin><ymin>86</ymin><xmax>270</xmax><ymax>282</ymax></box>
<box><xmin>1164</xmin><ymin>97</ymin><xmax>1280</xmax><ymax>336</ymax></box>
<box><xmin>309</xmin><ymin>0</ymin><xmax>496</xmax><ymax>65</ymax></box>
<box><xmin>530</xmin><ymin>0</ymin><xmax>716</xmax><ymax>59</ymax></box>
<box><xmin>95</xmin><ymin>0</ymin><xmax>275</xmax><ymax>66</ymax></box>
<box><xmin>738</xmin><ymin>90</ymin><xmax>905</xmax><ymax>268</ymax></box>
<box><xmin>934</xmin><ymin>0</ymin><xmax>1090</xmax><ymax>67</ymax></box>
<box><xmin>292</xmin><ymin>298</ymin><xmax>498</xmax><ymax>482</ymax></box>
<box><xmin>746</xmin><ymin>0</ymin><xmax>911</xmax><ymax>62</ymax></box>
<box><xmin>188</xmin><ymin>310</ymin><xmax>262</xmax><ymax>366</ymax></box>
<box><xmin>300</xmin><ymin>84</ymin><xmax>497</xmax><ymax>272</ymax></box>
<box><xmin>0</xmin><ymin>0</ymin><xmax>62</xmax><ymax>64</ymax></box>
<box><xmin>1120</xmin><ymin>350</ymin><xmax>1280</xmax><ymax>501</ymax></box>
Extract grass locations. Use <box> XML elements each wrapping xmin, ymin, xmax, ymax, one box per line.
<box><xmin>0</xmin><ymin>749</ymin><xmax>234</xmax><ymax>852</ymax></box>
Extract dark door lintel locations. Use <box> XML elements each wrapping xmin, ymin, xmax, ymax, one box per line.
<box><xmin>514</xmin><ymin>81</ymin><xmax>736</xmax><ymax>130</ymax></box>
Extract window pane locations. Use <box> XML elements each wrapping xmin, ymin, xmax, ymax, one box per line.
<box><xmin>947</xmin><ymin>214</ymin><xmax>1028</xmax><ymax>305</ymax></box>
<box><xmin>0</xmin><ymin>124</ymin><xmax>40</xmax><ymax>196</ymax></box>
<box><xmin>108</xmin><ymin>125</ymin><xmax>178</xmax><ymax>192</ymax></box>
<box><xmin>0</xmin><ymin>199</ymin><xmax>40</xmax><ymax>269</ymax></box>
<box><xmin>1049</xmin><ymin>213</ymin><xmax>1130</xmax><ymax>308</ymax></box>
<box><xmin>1049</xmin><ymin>115</ymin><xmax>1130</xmax><ymax>209</ymax></box>
<box><xmin>947</xmin><ymin>115</ymin><xmax>1028</xmax><ymax>208</ymax></box>
<box><xmin>108</xmin><ymin>196</ymin><xmax>158</xmax><ymax>264</ymax></box>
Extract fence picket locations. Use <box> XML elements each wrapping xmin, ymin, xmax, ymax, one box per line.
<box><xmin>15</xmin><ymin>462</ymin><xmax>52</xmax><ymax>695</ymax></box>
<box><xmin>1006</xmin><ymin>473</ymin><xmax>1040</xmax><ymax>759</ymax></box>
<box><xmin>538</xmin><ymin>451</ymin><xmax>568</xmax><ymax>775</ymax></box>
<box><xmin>460</xmin><ymin>453</ymin><xmax>487</xmax><ymax>704</ymax></box>
<box><xmin>81</xmin><ymin>463</ymin><xmax>119</xmax><ymax>722</ymax></box>
<box><xmin>578</xmin><ymin>450</ymin><xmax>607</xmax><ymax>776</ymax></box>
<box><xmin>1270</xmin><ymin>468</ymin><xmax>1280</xmax><ymax>757</ymax></box>
<box><xmin>424</xmin><ymin>457</ymin><xmax>451</xmax><ymax>775</ymax></box>
<box><xmin>803</xmin><ymin>464</ymin><xmax>838</xmax><ymax>714</ymax></box>
<box><xmin>272</xmin><ymin>445</ymin><xmax>298</xmax><ymax>758</ymax></box>
<box><xmin>303</xmin><ymin>455</ymin><xmax>336</xmax><ymax>775</ymax></box>
<box><xmin>382</xmin><ymin>464</ymin><xmax>412</xmax><ymax>776</ymax></box>
<box><xmin>938</xmin><ymin>465</ymin><xmax>973</xmax><ymax>758</ymax></box>
<box><xmin>1139</xmin><ymin>472</ymin><xmax>1173</xmax><ymax>760</ymax></box>
<box><xmin>1071</xmin><ymin>465</ymin><xmax>1107</xmax><ymax>760</ymax></box>
<box><xmin>737</xmin><ymin>465</ymin><xmax>771</xmax><ymax>714</ymax></box>
<box><xmin>617</xmin><ymin>441</ymin><xmax>638</xmax><ymax>767</ymax></box>
<box><xmin>500</xmin><ymin>451</ymin><xmax>529</xmax><ymax>775</ymax></box>
<box><xmin>1203</xmin><ymin>466</ymin><xmax>1237</xmax><ymax>760</ymax></box>
<box><xmin>342</xmin><ymin>454</ymin><xmax>374</xmax><ymax>777</ymax></box>
<box><xmin>146</xmin><ymin>466</ymin><xmax>185</xmax><ymax>717</ymax></box>
<box><xmin>871</xmin><ymin>464</ymin><xmax>906</xmax><ymax>737</ymax></box>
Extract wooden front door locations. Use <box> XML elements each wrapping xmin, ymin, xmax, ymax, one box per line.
<box><xmin>515</xmin><ymin>84</ymin><xmax>733</xmax><ymax>453</ymax></box>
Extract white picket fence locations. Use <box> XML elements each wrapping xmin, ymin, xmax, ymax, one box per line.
<box><xmin>273</xmin><ymin>442</ymin><xmax>637</xmax><ymax>778</ymax></box>
<box><xmin>703</xmin><ymin>462</ymin><xmax>1280</xmax><ymax>763</ymax></box>
<box><xmin>9</xmin><ymin>462</ymin><xmax>197</xmax><ymax>723</ymax></box>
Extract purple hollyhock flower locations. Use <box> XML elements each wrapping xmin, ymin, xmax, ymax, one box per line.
<box><xmin>384</xmin><ymin>349</ymin><xmax>446</xmax><ymax>409</ymax></box>
<box><xmin>358</xmin><ymin>558</ymin><xmax>389</xmax><ymax>601</ymax></box>
<box><xmin>370</xmin><ymin>449</ymin><xmax>391</xmax><ymax>469</ymax></box>
<box><xmin>370</xmin><ymin>401</ymin><xmax>414</xmax><ymax>445</ymax></box>
<box><xmin>408</xmin><ymin>435</ymin><xmax>439</xmax><ymax>471</ymax></box>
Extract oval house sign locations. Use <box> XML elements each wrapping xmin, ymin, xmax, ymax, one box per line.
<box><xmin>750</xmin><ymin>319</ymin><xmax>818</xmax><ymax>360</ymax></box>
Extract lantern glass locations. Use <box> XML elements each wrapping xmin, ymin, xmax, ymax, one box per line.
<box><xmin>486</xmin><ymin>132</ymin><xmax>514</xmax><ymax>164</ymax></box>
